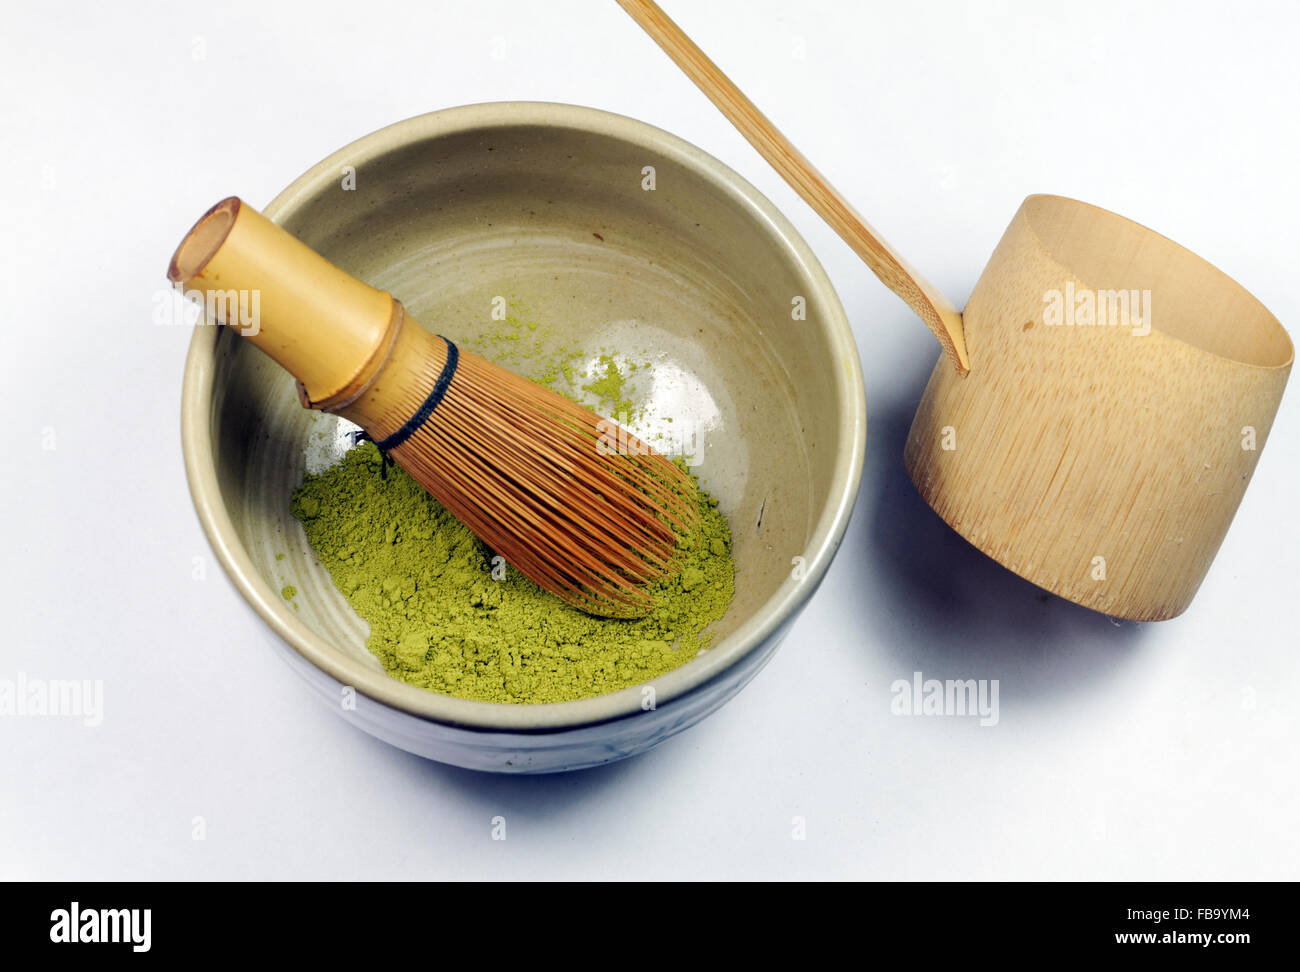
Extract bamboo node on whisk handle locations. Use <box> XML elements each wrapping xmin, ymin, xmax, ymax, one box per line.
<box><xmin>168</xmin><ymin>196</ymin><xmax>400</xmax><ymax>406</ymax></box>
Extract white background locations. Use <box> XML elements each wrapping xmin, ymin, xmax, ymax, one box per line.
<box><xmin>2</xmin><ymin>0</ymin><xmax>1297</xmax><ymax>880</ymax></box>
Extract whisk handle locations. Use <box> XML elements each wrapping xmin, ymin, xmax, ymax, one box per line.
<box><xmin>168</xmin><ymin>197</ymin><xmax>399</xmax><ymax>406</ymax></box>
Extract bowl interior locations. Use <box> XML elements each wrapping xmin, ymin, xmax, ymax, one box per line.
<box><xmin>198</xmin><ymin>105</ymin><xmax>860</xmax><ymax>720</ymax></box>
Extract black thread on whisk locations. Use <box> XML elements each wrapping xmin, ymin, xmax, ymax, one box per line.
<box><xmin>347</xmin><ymin>429</ymin><xmax>394</xmax><ymax>479</ymax></box>
<box><xmin>375</xmin><ymin>336</ymin><xmax>459</xmax><ymax>453</ymax></box>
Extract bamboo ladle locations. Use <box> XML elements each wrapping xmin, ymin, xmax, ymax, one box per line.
<box><xmin>620</xmin><ymin>0</ymin><xmax>1293</xmax><ymax>620</ymax></box>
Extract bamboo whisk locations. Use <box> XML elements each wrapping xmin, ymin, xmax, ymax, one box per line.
<box><xmin>169</xmin><ymin>197</ymin><xmax>697</xmax><ymax>618</ymax></box>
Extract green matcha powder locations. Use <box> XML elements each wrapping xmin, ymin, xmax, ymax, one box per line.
<box><xmin>291</xmin><ymin>442</ymin><xmax>735</xmax><ymax>704</ymax></box>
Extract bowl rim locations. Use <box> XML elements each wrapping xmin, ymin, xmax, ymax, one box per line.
<box><xmin>180</xmin><ymin>101</ymin><xmax>866</xmax><ymax>731</ymax></box>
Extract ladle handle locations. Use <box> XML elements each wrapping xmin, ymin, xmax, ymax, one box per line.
<box><xmin>617</xmin><ymin>0</ymin><xmax>969</xmax><ymax>373</ymax></box>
